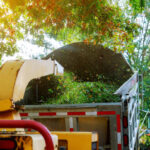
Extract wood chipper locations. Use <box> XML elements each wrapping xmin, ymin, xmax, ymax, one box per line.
<box><xmin>0</xmin><ymin>59</ymin><xmax>58</xmax><ymax>150</ymax></box>
<box><xmin>0</xmin><ymin>59</ymin><xmax>99</xmax><ymax>150</ymax></box>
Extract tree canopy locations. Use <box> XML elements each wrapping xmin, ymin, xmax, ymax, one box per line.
<box><xmin>0</xmin><ymin>0</ymin><xmax>141</xmax><ymax>59</ymax></box>
<box><xmin>126</xmin><ymin>0</ymin><xmax>150</xmax><ymax>112</ymax></box>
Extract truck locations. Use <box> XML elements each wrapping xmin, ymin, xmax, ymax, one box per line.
<box><xmin>0</xmin><ymin>42</ymin><xmax>140</xmax><ymax>150</ymax></box>
<box><xmin>20</xmin><ymin>42</ymin><xmax>140</xmax><ymax>150</ymax></box>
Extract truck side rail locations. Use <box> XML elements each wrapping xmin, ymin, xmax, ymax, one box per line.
<box><xmin>115</xmin><ymin>72</ymin><xmax>138</xmax><ymax>96</ymax></box>
<box><xmin>20</xmin><ymin>103</ymin><xmax>122</xmax><ymax>150</ymax></box>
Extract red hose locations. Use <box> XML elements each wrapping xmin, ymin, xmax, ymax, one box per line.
<box><xmin>0</xmin><ymin>120</ymin><xmax>54</xmax><ymax>150</ymax></box>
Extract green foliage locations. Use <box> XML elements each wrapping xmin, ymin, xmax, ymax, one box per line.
<box><xmin>129</xmin><ymin>0</ymin><xmax>145</xmax><ymax>14</ymax></box>
<box><xmin>126</xmin><ymin>0</ymin><xmax>150</xmax><ymax>110</ymax></box>
<box><xmin>142</xmin><ymin>77</ymin><xmax>150</xmax><ymax>110</ymax></box>
<box><xmin>0</xmin><ymin>0</ymin><xmax>140</xmax><ymax>57</ymax></box>
<box><xmin>140</xmin><ymin>135</ymin><xmax>150</xmax><ymax>149</ymax></box>
<box><xmin>45</xmin><ymin>72</ymin><xmax>120</xmax><ymax>104</ymax></box>
<box><xmin>0</xmin><ymin>3</ymin><xmax>19</xmax><ymax>59</ymax></box>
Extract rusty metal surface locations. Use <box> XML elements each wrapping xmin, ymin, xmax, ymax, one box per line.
<box><xmin>0</xmin><ymin>135</ymin><xmax>44</xmax><ymax>150</ymax></box>
<box><xmin>15</xmin><ymin>136</ymin><xmax>32</xmax><ymax>150</ymax></box>
<box><xmin>0</xmin><ymin>133</ymin><xmax>58</xmax><ymax>150</ymax></box>
<box><xmin>45</xmin><ymin>42</ymin><xmax>133</xmax><ymax>85</ymax></box>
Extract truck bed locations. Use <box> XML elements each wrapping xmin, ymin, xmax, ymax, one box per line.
<box><xmin>20</xmin><ymin>103</ymin><xmax>122</xmax><ymax>149</ymax></box>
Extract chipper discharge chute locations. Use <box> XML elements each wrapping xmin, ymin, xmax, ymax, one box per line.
<box><xmin>0</xmin><ymin>59</ymin><xmax>55</xmax><ymax>116</ymax></box>
<box><xmin>0</xmin><ymin>59</ymin><xmax>58</xmax><ymax>150</ymax></box>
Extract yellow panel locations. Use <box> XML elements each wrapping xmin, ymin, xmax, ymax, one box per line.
<box><xmin>0</xmin><ymin>99</ymin><xmax>13</xmax><ymax>112</ymax></box>
<box><xmin>0</xmin><ymin>60</ymin><xmax>24</xmax><ymax>101</ymax></box>
<box><xmin>0</xmin><ymin>110</ymin><xmax>22</xmax><ymax>132</ymax></box>
<box><xmin>52</xmin><ymin>132</ymin><xmax>92</xmax><ymax>150</ymax></box>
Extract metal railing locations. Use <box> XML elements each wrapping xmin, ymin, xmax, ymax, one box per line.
<box><xmin>0</xmin><ymin>120</ymin><xmax>54</xmax><ymax>150</ymax></box>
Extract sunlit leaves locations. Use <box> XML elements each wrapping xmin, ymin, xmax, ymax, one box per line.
<box><xmin>0</xmin><ymin>2</ymin><xmax>20</xmax><ymax>58</ymax></box>
<box><xmin>4</xmin><ymin>0</ymin><xmax>26</xmax><ymax>10</ymax></box>
<box><xmin>129</xmin><ymin>0</ymin><xmax>146</xmax><ymax>14</ymax></box>
<box><xmin>0</xmin><ymin>0</ymin><xmax>141</xmax><ymax>57</ymax></box>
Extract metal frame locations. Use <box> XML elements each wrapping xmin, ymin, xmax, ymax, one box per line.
<box><xmin>128</xmin><ymin>98</ymin><xmax>139</xmax><ymax>150</ymax></box>
<box><xmin>20</xmin><ymin>103</ymin><xmax>122</xmax><ymax>150</ymax></box>
<box><xmin>0</xmin><ymin>120</ymin><xmax>54</xmax><ymax>150</ymax></box>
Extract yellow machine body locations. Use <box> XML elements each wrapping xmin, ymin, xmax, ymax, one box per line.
<box><xmin>0</xmin><ymin>59</ymin><xmax>55</xmax><ymax>132</ymax></box>
<box><xmin>52</xmin><ymin>132</ymin><xmax>99</xmax><ymax>150</ymax></box>
<box><xmin>0</xmin><ymin>59</ymin><xmax>55</xmax><ymax>113</ymax></box>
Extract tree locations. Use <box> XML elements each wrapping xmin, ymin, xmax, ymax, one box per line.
<box><xmin>0</xmin><ymin>0</ymin><xmax>140</xmax><ymax>59</ymax></box>
<box><xmin>126</xmin><ymin>1</ymin><xmax>150</xmax><ymax>145</ymax></box>
<box><xmin>126</xmin><ymin>0</ymin><xmax>150</xmax><ymax>110</ymax></box>
<box><xmin>0</xmin><ymin>1</ymin><xmax>19</xmax><ymax>59</ymax></box>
